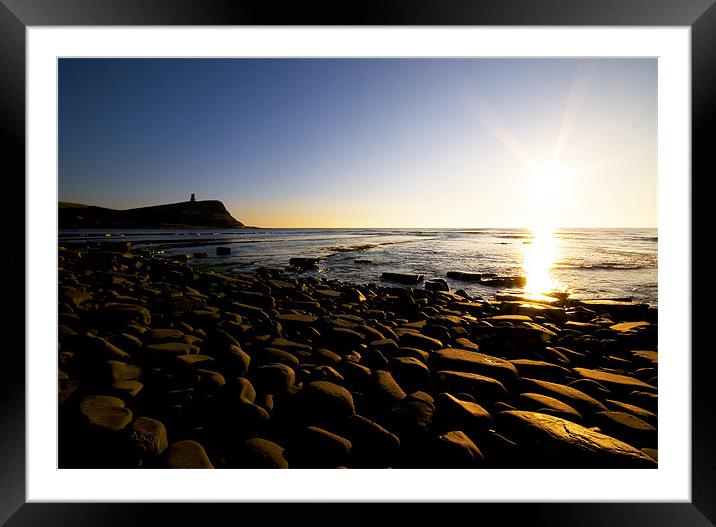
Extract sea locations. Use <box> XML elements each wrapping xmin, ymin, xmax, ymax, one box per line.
<box><xmin>59</xmin><ymin>228</ymin><xmax>658</xmax><ymax>307</ymax></box>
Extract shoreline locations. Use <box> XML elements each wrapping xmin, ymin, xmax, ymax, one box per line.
<box><xmin>58</xmin><ymin>243</ymin><xmax>658</xmax><ymax>469</ymax></box>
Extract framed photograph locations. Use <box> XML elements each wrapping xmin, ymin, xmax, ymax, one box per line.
<box><xmin>1</xmin><ymin>0</ymin><xmax>712</xmax><ymax>525</ymax></box>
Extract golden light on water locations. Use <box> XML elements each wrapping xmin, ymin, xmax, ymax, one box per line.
<box><xmin>522</xmin><ymin>225</ymin><xmax>561</xmax><ymax>300</ymax></box>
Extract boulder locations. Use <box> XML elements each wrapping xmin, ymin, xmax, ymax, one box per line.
<box><xmin>79</xmin><ymin>395</ymin><xmax>133</xmax><ymax>432</ymax></box>
<box><xmin>572</xmin><ymin>368</ymin><xmax>656</xmax><ymax>392</ymax></box>
<box><xmin>436</xmin><ymin>392</ymin><xmax>493</xmax><ymax>431</ymax></box>
<box><xmin>518</xmin><ymin>392</ymin><xmax>583</xmax><ymax>421</ymax></box>
<box><xmin>431</xmin><ymin>349</ymin><xmax>518</xmax><ymax>386</ymax></box>
<box><xmin>349</xmin><ymin>415</ymin><xmax>400</xmax><ymax>468</ymax></box>
<box><xmin>286</xmin><ymin>426</ymin><xmax>352</xmax><ymax>468</ymax></box>
<box><xmin>300</xmin><ymin>381</ymin><xmax>356</xmax><ymax>423</ymax></box>
<box><xmin>398</xmin><ymin>332</ymin><xmax>443</xmax><ymax>351</ymax></box>
<box><xmin>239</xmin><ymin>438</ymin><xmax>289</xmax><ymax>468</ymax></box>
<box><xmin>521</xmin><ymin>378</ymin><xmax>608</xmax><ymax>415</ymax></box>
<box><xmin>431</xmin><ymin>430</ymin><xmax>485</xmax><ymax>467</ymax></box>
<box><xmin>164</xmin><ymin>440</ymin><xmax>213</xmax><ymax>468</ymax></box>
<box><xmin>289</xmin><ymin>257</ymin><xmax>319</xmax><ymax>270</ymax></box>
<box><xmin>434</xmin><ymin>371</ymin><xmax>507</xmax><ymax>401</ymax></box>
<box><xmin>381</xmin><ymin>272</ymin><xmax>424</xmax><ymax>284</ymax></box>
<box><xmin>500</xmin><ymin>410</ymin><xmax>655</xmax><ymax>468</ymax></box>
<box><xmin>372</xmin><ymin>370</ymin><xmax>407</xmax><ymax>405</ymax></box>
<box><xmin>128</xmin><ymin>417</ymin><xmax>169</xmax><ymax>464</ymax></box>
<box><xmin>425</xmin><ymin>279</ymin><xmax>449</xmax><ymax>292</ymax></box>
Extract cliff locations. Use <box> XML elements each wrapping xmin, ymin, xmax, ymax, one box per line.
<box><xmin>58</xmin><ymin>200</ymin><xmax>246</xmax><ymax>229</ymax></box>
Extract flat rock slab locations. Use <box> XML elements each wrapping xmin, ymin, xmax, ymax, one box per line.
<box><xmin>145</xmin><ymin>342</ymin><xmax>195</xmax><ymax>356</ymax></box>
<box><xmin>431</xmin><ymin>348</ymin><xmax>518</xmax><ymax>385</ymax></box>
<box><xmin>518</xmin><ymin>392</ymin><xmax>583</xmax><ymax>421</ymax></box>
<box><xmin>434</xmin><ymin>370</ymin><xmax>507</xmax><ymax>400</ymax></box>
<box><xmin>164</xmin><ymin>440</ymin><xmax>213</xmax><ymax>468</ymax></box>
<box><xmin>146</xmin><ymin>328</ymin><xmax>184</xmax><ymax>342</ymax></box>
<box><xmin>398</xmin><ymin>332</ymin><xmax>443</xmax><ymax>351</ymax></box>
<box><xmin>501</xmin><ymin>410</ymin><xmax>656</xmax><ymax>468</ymax></box>
<box><xmin>491</xmin><ymin>314</ymin><xmax>534</xmax><ymax>323</ymax></box>
<box><xmin>573</xmin><ymin>368</ymin><xmax>656</xmax><ymax>391</ymax></box>
<box><xmin>609</xmin><ymin>321</ymin><xmax>652</xmax><ymax>333</ymax></box>
<box><xmin>381</xmin><ymin>272</ymin><xmax>424</xmax><ymax>284</ymax></box>
<box><xmin>446</xmin><ymin>271</ymin><xmax>484</xmax><ymax>282</ymax></box>
<box><xmin>509</xmin><ymin>359</ymin><xmax>571</xmax><ymax>380</ymax></box>
<box><xmin>79</xmin><ymin>395</ymin><xmax>133</xmax><ymax>432</ymax></box>
<box><xmin>605</xmin><ymin>399</ymin><xmax>657</xmax><ymax>422</ymax></box>
<box><xmin>630</xmin><ymin>350</ymin><xmax>658</xmax><ymax>365</ymax></box>
<box><xmin>521</xmin><ymin>378</ymin><xmax>608</xmax><ymax>414</ymax></box>
<box><xmin>593</xmin><ymin>411</ymin><xmax>656</xmax><ymax>444</ymax></box>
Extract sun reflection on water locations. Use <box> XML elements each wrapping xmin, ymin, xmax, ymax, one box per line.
<box><xmin>521</xmin><ymin>226</ymin><xmax>562</xmax><ymax>300</ymax></box>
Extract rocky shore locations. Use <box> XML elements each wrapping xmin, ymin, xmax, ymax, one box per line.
<box><xmin>58</xmin><ymin>243</ymin><xmax>658</xmax><ymax>469</ymax></box>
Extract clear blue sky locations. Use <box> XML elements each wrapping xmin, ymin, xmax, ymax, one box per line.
<box><xmin>59</xmin><ymin>58</ymin><xmax>657</xmax><ymax>228</ymax></box>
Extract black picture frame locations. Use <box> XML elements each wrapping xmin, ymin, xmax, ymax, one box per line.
<box><xmin>1</xmin><ymin>1</ymin><xmax>712</xmax><ymax>525</ymax></box>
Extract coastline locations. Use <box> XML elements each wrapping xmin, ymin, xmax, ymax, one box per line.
<box><xmin>58</xmin><ymin>242</ymin><xmax>658</xmax><ymax>469</ymax></box>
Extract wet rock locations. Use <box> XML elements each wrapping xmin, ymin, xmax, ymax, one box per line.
<box><xmin>128</xmin><ymin>417</ymin><xmax>169</xmax><ymax>464</ymax></box>
<box><xmin>79</xmin><ymin>395</ymin><xmax>133</xmax><ymax>432</ymax></box>
<box><xmin>398</xmin><ymin>331</ymin><xmax>443</xmax><ymax>351</ymax></box>
<box><xmin>104</xmin><ymin>302</ymin><xmax>151</xmax><ymax>326</ymax></box>
<box><xmin>146</xmin><ymin>328</ymin><xmax>184</xmax><ymax>342</ymax></box>
<box><xmin>509</xmin><ymin>359</ymin><xmax>571</xmax><ymax>381</ymax></box>
<box><xmin>313</xmin><ymin>348</ymin><xmax>342</xmax><ymax>365</ymax></box>
<box><xmin>434</xmin><ymin>371</ymin><xmax>507</xmax><ymax>401</ymax></box>
<box><xmin>425</xmin><ymin>278</ymin><xmax>449</xmax><ymax>292</ymax></box>
<box><xmin>216</xmin><ymin>247</ymin><xmax>231</xmax><ymax>256</ymax></box>
<box><xmin>381</xmin><ymin>272</ymin><xmax>424</xmax><ymax>284</ymax></box>
<box><xmin>254</xmin><ymin>363</ymin><xmax>296</xmax><ymax>394</ymax></box>
<box><xmin>289</xmin><ymin>257</ymin><xmax>319</xmax><ymax>270</ymax></box>
<box><xmin>446</xmin><ymin>271</ymin><xmax>483</xmax><ymax>282</ymax></box>
<box><xmin>500</xmin><ymin>410</ymin><xmax>655</xmax><ymax>468</ymax></box>
<box><xmin>432</xmin><ymin>430</ymin><xmax>485</xmax><ymax>467</ymax></box>
<box><xmin>256</xmin><ymin>347</ymin><xmax>300</xmax><ymax>368</ymax></box>
<box><xmin>518</xmin><ymin>392</ymin><xmax>583</xmax><ymax>421</ymax></box>
<box><xmin>372</xmin><ymin>370</ymin><xmax>407</xmax><ymax>405</ymax></box>
<box><xmin>390</xmin><ymin>356</ymin><xmax>431</xmax><ymax>391</ymax></box>
<box><xmin>300</xmin><ymin>381</ymin><xmax>356</xmax><ymax>423</ymax></box>
<box><xmin>164</xmin><ymin>440</ymin><xmax>213</xmax><ymax>468</ymax></box>
<box><xmin>389</xmin><ymin>392</ymin><xmax>435</xmax><ymax>436</ymax></box>
<box><xmin>104</xmin><ymin>360</ymin><xmax>142</xmax><ymax>384</ymax></box>
<box><xmin>593</xmin><ymin>411</ymin><xmax>656</xmax><ymax>447</ymax></box>
<box><xmin>349</xmin><ymin>415</ymin><xmax>400</xmax><ymax>467</ymax></box>
<box><xmin>573</xmin><ymin>367</ymin><xmax>656</xmax><ymax>392</ymax></box>
<box><xmin>112</xmin><ymin>380</ymin><xmax>144</xmax><ymax>399</ymax></box>
<box><xmin>238</xmin><ymin>438</ymin><xmax>289</xmax><ymax>468</ymax></box>
<box><xmin>604</xmin><ymin>399</ymin><xmax>656</xmax><ymax>423</ymax></box>
<box><xmin>436</xmin><ymin>392</ymin><xmax>492</xmax><ymax>431</ymax></box>
<box><xmin>521</xmin><ymin>378</ymin><xmax>608</xmax><ymax>415</ymax></box>
<box><xmin>431</xmin><ymin>349</ymin><xmax>518</xmax><ymax>386</ymax></box>
<box><xmin>567</xmin><ymin>378</ymin><xmax>611</xmax><ymax>398</ymax></box>
<box><xmin>286</xmin><ymin>426</ymin><xmax>352</xmax><ymax>468</ymax></box>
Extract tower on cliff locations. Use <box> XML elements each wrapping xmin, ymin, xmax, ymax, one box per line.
<box><xmin>190</xmin><ymin>193</ymin><xmax>196</xmax><ymax>202</ymax></box>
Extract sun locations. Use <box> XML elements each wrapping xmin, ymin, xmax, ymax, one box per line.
<box><xmin>522</xmin><ymin>163</ymin><xmax>572</xmax><ymax>232</ymax></box>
